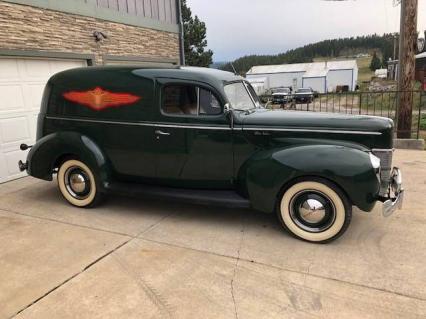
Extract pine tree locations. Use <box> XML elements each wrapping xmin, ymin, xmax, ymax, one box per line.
<box><xmin>370</xmin><ymin>52</ymin><xmax>382</xmax><ymax>71</ymax></box>
<box><xmin>181</xmin><ymin>0</ymin><xmax>213</xmax><ymax>67</ymax></box>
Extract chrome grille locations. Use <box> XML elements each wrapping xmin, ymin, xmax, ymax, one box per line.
<box><xmin>373</xmin><ymin>149</ymin><xmax>394</xmax><ymax>196</ymax></box>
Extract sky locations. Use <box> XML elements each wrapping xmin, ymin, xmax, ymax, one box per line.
<box><xmin>186</xmin><ymin>0</ymin><xmax>426</xmax><ymax>62</ymax></box>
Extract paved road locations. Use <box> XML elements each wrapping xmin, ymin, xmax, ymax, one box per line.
<box><xmin>0</xmin><ymin>150</ymin><xmax>425</xmax><ymax>318</ymax></box>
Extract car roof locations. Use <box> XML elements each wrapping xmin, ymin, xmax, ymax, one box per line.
<box><xmin>49</xmin><ymin>65</ymin><xmax>244</xmax><ymax>90</ymax></box>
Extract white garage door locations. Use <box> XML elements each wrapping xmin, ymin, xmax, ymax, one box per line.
<box><xmin>0</xmin><ymin>57</ymin><xmax>87</xmax><ymax>183</ymax></box>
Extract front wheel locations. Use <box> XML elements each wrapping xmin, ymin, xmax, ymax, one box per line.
<box><xmin>57</xmin><ymin>159</ymin><xmax>103</xmax><ymax>208</ymax></box>
<box><xmin>278</xmin><ymin>179</ymin><xmax>352</xmax><ymax>243</ymax></box>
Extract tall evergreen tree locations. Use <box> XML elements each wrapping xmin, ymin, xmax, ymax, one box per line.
<box><xmin>181</xmin><ymin>0</ymin><xmax>213</xmax><ymax>67</ymax></box>
<box><xmin>370</xmin><ymin>52</ymin><xmax>382</xmax><ymax>71</ymax></box>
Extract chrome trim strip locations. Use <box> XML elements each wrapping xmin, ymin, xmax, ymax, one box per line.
<box><xmin>156</xmin><ymin>123</ymin><xmax>231</xmax><ymax>131</ymax></box>
<box><xmin>45</xmin><ymin>116</ymin><xmax>232</xmax><ymax>131</ymax></box>
<box><xmin>45</xmin><ymin>116</ymin><xmax>382</xmax><ymax>135</ymax></box>
<box><xmin>372</xmin><ymin>148</ymin><xmax>395</xmax><ymax>152</ymax></box>
<box><xmin>46</xmin><ymin>116</ymin><xmax>151</xmax><ymax>127</ymax></box>
<box><xmin>242</xmin><ymin>127</ymin><xmax>382</xmax><ymax>135</ymax></box>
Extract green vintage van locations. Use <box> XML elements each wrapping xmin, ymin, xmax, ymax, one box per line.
<box><xmin>19</xmin><ymin>66</ymin><xmax>403</xmax><ymax>243</ymax></box>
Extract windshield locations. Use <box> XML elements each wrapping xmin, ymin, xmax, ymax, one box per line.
<box><xmin>245</xmin><ymin>82</ymin><xmax>262</xmax><ymax>106</ymax></box>
<box><xmin>224</xmin><ymin>82</ymin><xmax>257</xmax><ymax>111</ymax></box>
<box><xmin>273</xmin><ymin>88</ymin><xmax>290</xmax><ymax>94</ymax></box>
<box><xmin>296</xmin><ymin>88</ymin><xmax>312</xmax><ymax>93</ymax></box>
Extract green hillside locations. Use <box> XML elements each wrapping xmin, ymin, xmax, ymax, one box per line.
<box><xmin>219</xmin><ymin>34</ymin><xmax>396</xmax><ymax>75</ymax></box>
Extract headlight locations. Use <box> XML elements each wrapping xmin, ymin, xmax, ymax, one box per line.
<box><xmin>369</xmin><ymin>153</ymin><xmax>381</xmax><ymax>177</ymax></box>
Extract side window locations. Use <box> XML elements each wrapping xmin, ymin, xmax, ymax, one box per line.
<box><xmin>199</xmin><ymin>88</ymin><xmax>221</xmax><ymax>115</ymax></box>
<box><xmin>163</xmin><ymin>85</ymin><xmax>198</xmax><ymax>115</ymax></box>
<box><xmin>162</xmin><ymin>84</ymin><xmax>222</xmax><ymax>116</ymax></box>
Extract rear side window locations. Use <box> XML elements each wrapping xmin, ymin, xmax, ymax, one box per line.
<box><xmin>162</xmin><ymin>84</ymin><xmax>221</xmax><ymax>116</ymax></box>
<box><xmin>47</xmin><ymin>71</ymin><xmax>154</xmax><ymax>121</ymax></box>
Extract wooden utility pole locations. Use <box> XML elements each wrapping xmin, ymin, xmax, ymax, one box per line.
<box><xmin>397</xmin><ymin>0</ymin><xmax>418</xmax><ymax>138</ymax></box>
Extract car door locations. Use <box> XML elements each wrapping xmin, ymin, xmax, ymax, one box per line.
<box><xmin>155</xmin><ymin>80</ymin><xmax>234</xmax><ymax>189</ymax></box>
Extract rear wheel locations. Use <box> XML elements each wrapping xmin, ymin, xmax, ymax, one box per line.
<box><xmin>278</xmin><ymin>179</ymin><xmax>352</xmax><ymax>243</ymax></box>
<box><xmin>57</xmin><ymin>159</ymin><xmax>103</xmax><ymax>208</ymax></box>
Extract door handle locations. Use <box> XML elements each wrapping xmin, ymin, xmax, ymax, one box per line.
<box><xmin>155</xmin><ymin>130</ymin><xmax>171</xmax><ymax>136</ymax></box>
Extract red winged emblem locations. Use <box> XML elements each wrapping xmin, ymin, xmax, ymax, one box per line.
<box><xmin>63</xmin><ymin>87</ymin><xmax>141</xmax><ymax>111</ymax></box>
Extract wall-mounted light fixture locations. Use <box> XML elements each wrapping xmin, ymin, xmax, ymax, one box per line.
<box><xmin>93</xmin><ymin>31</ymin><xmax>108</xmax><ymax>42</ymax></box>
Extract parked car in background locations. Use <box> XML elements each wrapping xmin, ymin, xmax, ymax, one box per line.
<box><xmin>294</xmin><ymin>88</ymin><xmax>314</xmax><ymax>103</ymax></box>
<box><xmin>271</xmin><ymin>87</ymin><xmax>293</xmax><ymax>106</ymax></box>
<box><xmin>19</xmin><ymin>66</ymin><xmax>403</xmax><ymax>244</ymax></box>
<box><xmin>313</xmin><ymin>90</ymin><xmax>320</xmax><ymax>98</ymax></box>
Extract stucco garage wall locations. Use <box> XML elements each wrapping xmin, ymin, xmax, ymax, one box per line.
<box><xmin>0</xmin><ymin>1</ymin><xmax>180</xmax><ymax>65</ymax></box>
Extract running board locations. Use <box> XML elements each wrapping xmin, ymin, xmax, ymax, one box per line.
<box><xmin>105</xmin><ymin>182</ymin><xmax>251</xmax><ymax>208</ymax></box>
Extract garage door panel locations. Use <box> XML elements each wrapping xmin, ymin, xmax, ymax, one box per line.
<box><xmin>26</xmin><ymin>84</ymin><xmax>47</xmax><ymax>110</ymax></box>
<box><xmin>1</xmin><ymin>149</ymin><xmax>28</xmax><ymax>183</ymax></box>
<box><xmin>0</xmin><ymin>117</ymin><xmax>30</xmax><ymax>144</ymax></box>
<box><xmin>0</xmin><ymin>85</ymin><xmax>24</xmax><ymax>112</ymax></box>
<box><xmin>50</xmin><ymin>60</ymin><xmax>85</xmax><ymax>73</ymax></box>
<box><xmin>0</xmin><ymin>57</ymin><xmax>87</xmax><ymax>183</ymax></box>
<box><xmin>0</xmin><ymin>154</ymin><xmax>7</xmax><ymax>182</ymax></box>
<box><xmin>29</xmin><ymin>114</ymin><xmax>38</xmax><ymax>140</ymax></box>
<box><xmin>0</xmin><ymin>59</ymin><xmax>20</xmax><ymax>81</ymax></box>
<box><xmin>5</xmin><ymin>149</ymin><xmax>28</xmax><ymax>175</ymax></box>
<box><xmin>22</xmin><ymin>59</ymin><xmax>53</xmax><ymax>79</ymax></box>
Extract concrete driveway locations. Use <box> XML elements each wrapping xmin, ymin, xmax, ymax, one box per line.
<box><xmin>0</xmin><ymin>150</ymin><xmax>425</xmax><ymax>319</ymax></box>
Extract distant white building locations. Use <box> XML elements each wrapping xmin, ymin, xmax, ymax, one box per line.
<box><xmin>375</xmin><ymin>69</ymin><xmax>388</xmax><ymax>79</ymax></box>
<box><xmin>246</xmin><ymin>77</ymin><xmax>268</xmax><ymax>96</ymax></box>
<box><xmin>246</xmin><ymin>60</ymin><xmax>358</xmax><ymax>93</ymax></box>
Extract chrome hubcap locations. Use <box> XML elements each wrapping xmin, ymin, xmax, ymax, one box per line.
<box><xmin>64</xmin><ymin>166</ymin><xmax>91</xmax><ymax>200</ymax></box>
<box><xmin>299</xmin><ymin>199</ymin><xmax>326</xmax><ymax>223</ymax></box>
<box><xmin>69</xmin><ymin>173</ymin><xmax>86</xmax><ymax>193</ymax></box>
<box><xmin>289</xmin><ymin>190</ymin><xmax>336</xmax><ymax>233</ymax></box>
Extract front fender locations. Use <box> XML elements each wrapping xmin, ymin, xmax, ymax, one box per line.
<box><xmin>27</xmin><ymin>131</ymin><xmax>111</xmax><ymax>190</ymax></box>
<box><xmin>238</xmin><ymin>145</ymin><xmax>379</xmax><ymax>213</ymax></box>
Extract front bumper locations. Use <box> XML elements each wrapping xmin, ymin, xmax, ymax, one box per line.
<box><xmin>381</xmin><ymin>167</ymin><xmax>404</xmax><ymax>217</ymax></box>
<box><xmin>273</xmin><ymin>97</ymin><xmax>291</xmax><ymax>103</ymax></box>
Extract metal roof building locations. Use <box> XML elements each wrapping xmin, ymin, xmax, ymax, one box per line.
<box><xmin>246</xmin><ymin>60</ymin><xmax>358</xmax><ymax>94</ymax></box>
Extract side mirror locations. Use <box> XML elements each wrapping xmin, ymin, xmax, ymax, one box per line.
<box><xmin>224</xmin><ymin>103</ymin><xmax>231</xmax><ymax>113</ymax></box>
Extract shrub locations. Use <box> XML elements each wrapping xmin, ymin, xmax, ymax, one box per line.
<box><xmin>420</xmin><ymin>114</ymin><xmax>426</xmax><ymax>130</ymax></box>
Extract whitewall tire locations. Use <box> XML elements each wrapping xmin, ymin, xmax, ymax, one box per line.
<box><xmin>57</xmin><ymin>159</ymin><xmax>102</xmax><ymax>208</ymax></box>
<box><xmin>278</xmin><ymin>179</ymin><xmax>352</xmax><ymax>243</ymax></box>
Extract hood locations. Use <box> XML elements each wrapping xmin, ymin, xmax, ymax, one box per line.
<box><xmin>238</xmin><ymin>109</ymin><xmax>394</xmax><ymax>149</ymax></box>
<box><xmin>294</xmin><ymin>91</ymin><xmax>313</xmax><ymax>95</ymax></box>
<box><xmin>272</xmin><ymin>92</ymin><xmax>290</xmax><ymax>96</ymax></box>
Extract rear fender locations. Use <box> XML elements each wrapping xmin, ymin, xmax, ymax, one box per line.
<box><xmin>27</xmin><ymin>132</ymin><xmax>111</xmax><ymax>190</ymax></box>
<box><xmin>238</xmin><ymin>145</ymin><xmax>379</xmax><ymax>213</ymax></box>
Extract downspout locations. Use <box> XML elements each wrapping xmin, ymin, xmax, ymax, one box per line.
<box><xmin>176</xmin><ymin>0</ymin><xmax>185</xmax><ymax>65</ymax></box>
<box><xmin>324</xmin><ymin>76</ymin><xmax>327</xmax><ymax>94</ymax></box>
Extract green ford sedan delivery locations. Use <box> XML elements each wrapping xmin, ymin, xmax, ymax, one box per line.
<box><xmin>19</xmin><ymin>66</ymin><xmax>403</xmax><ymax>243</ymax></box>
